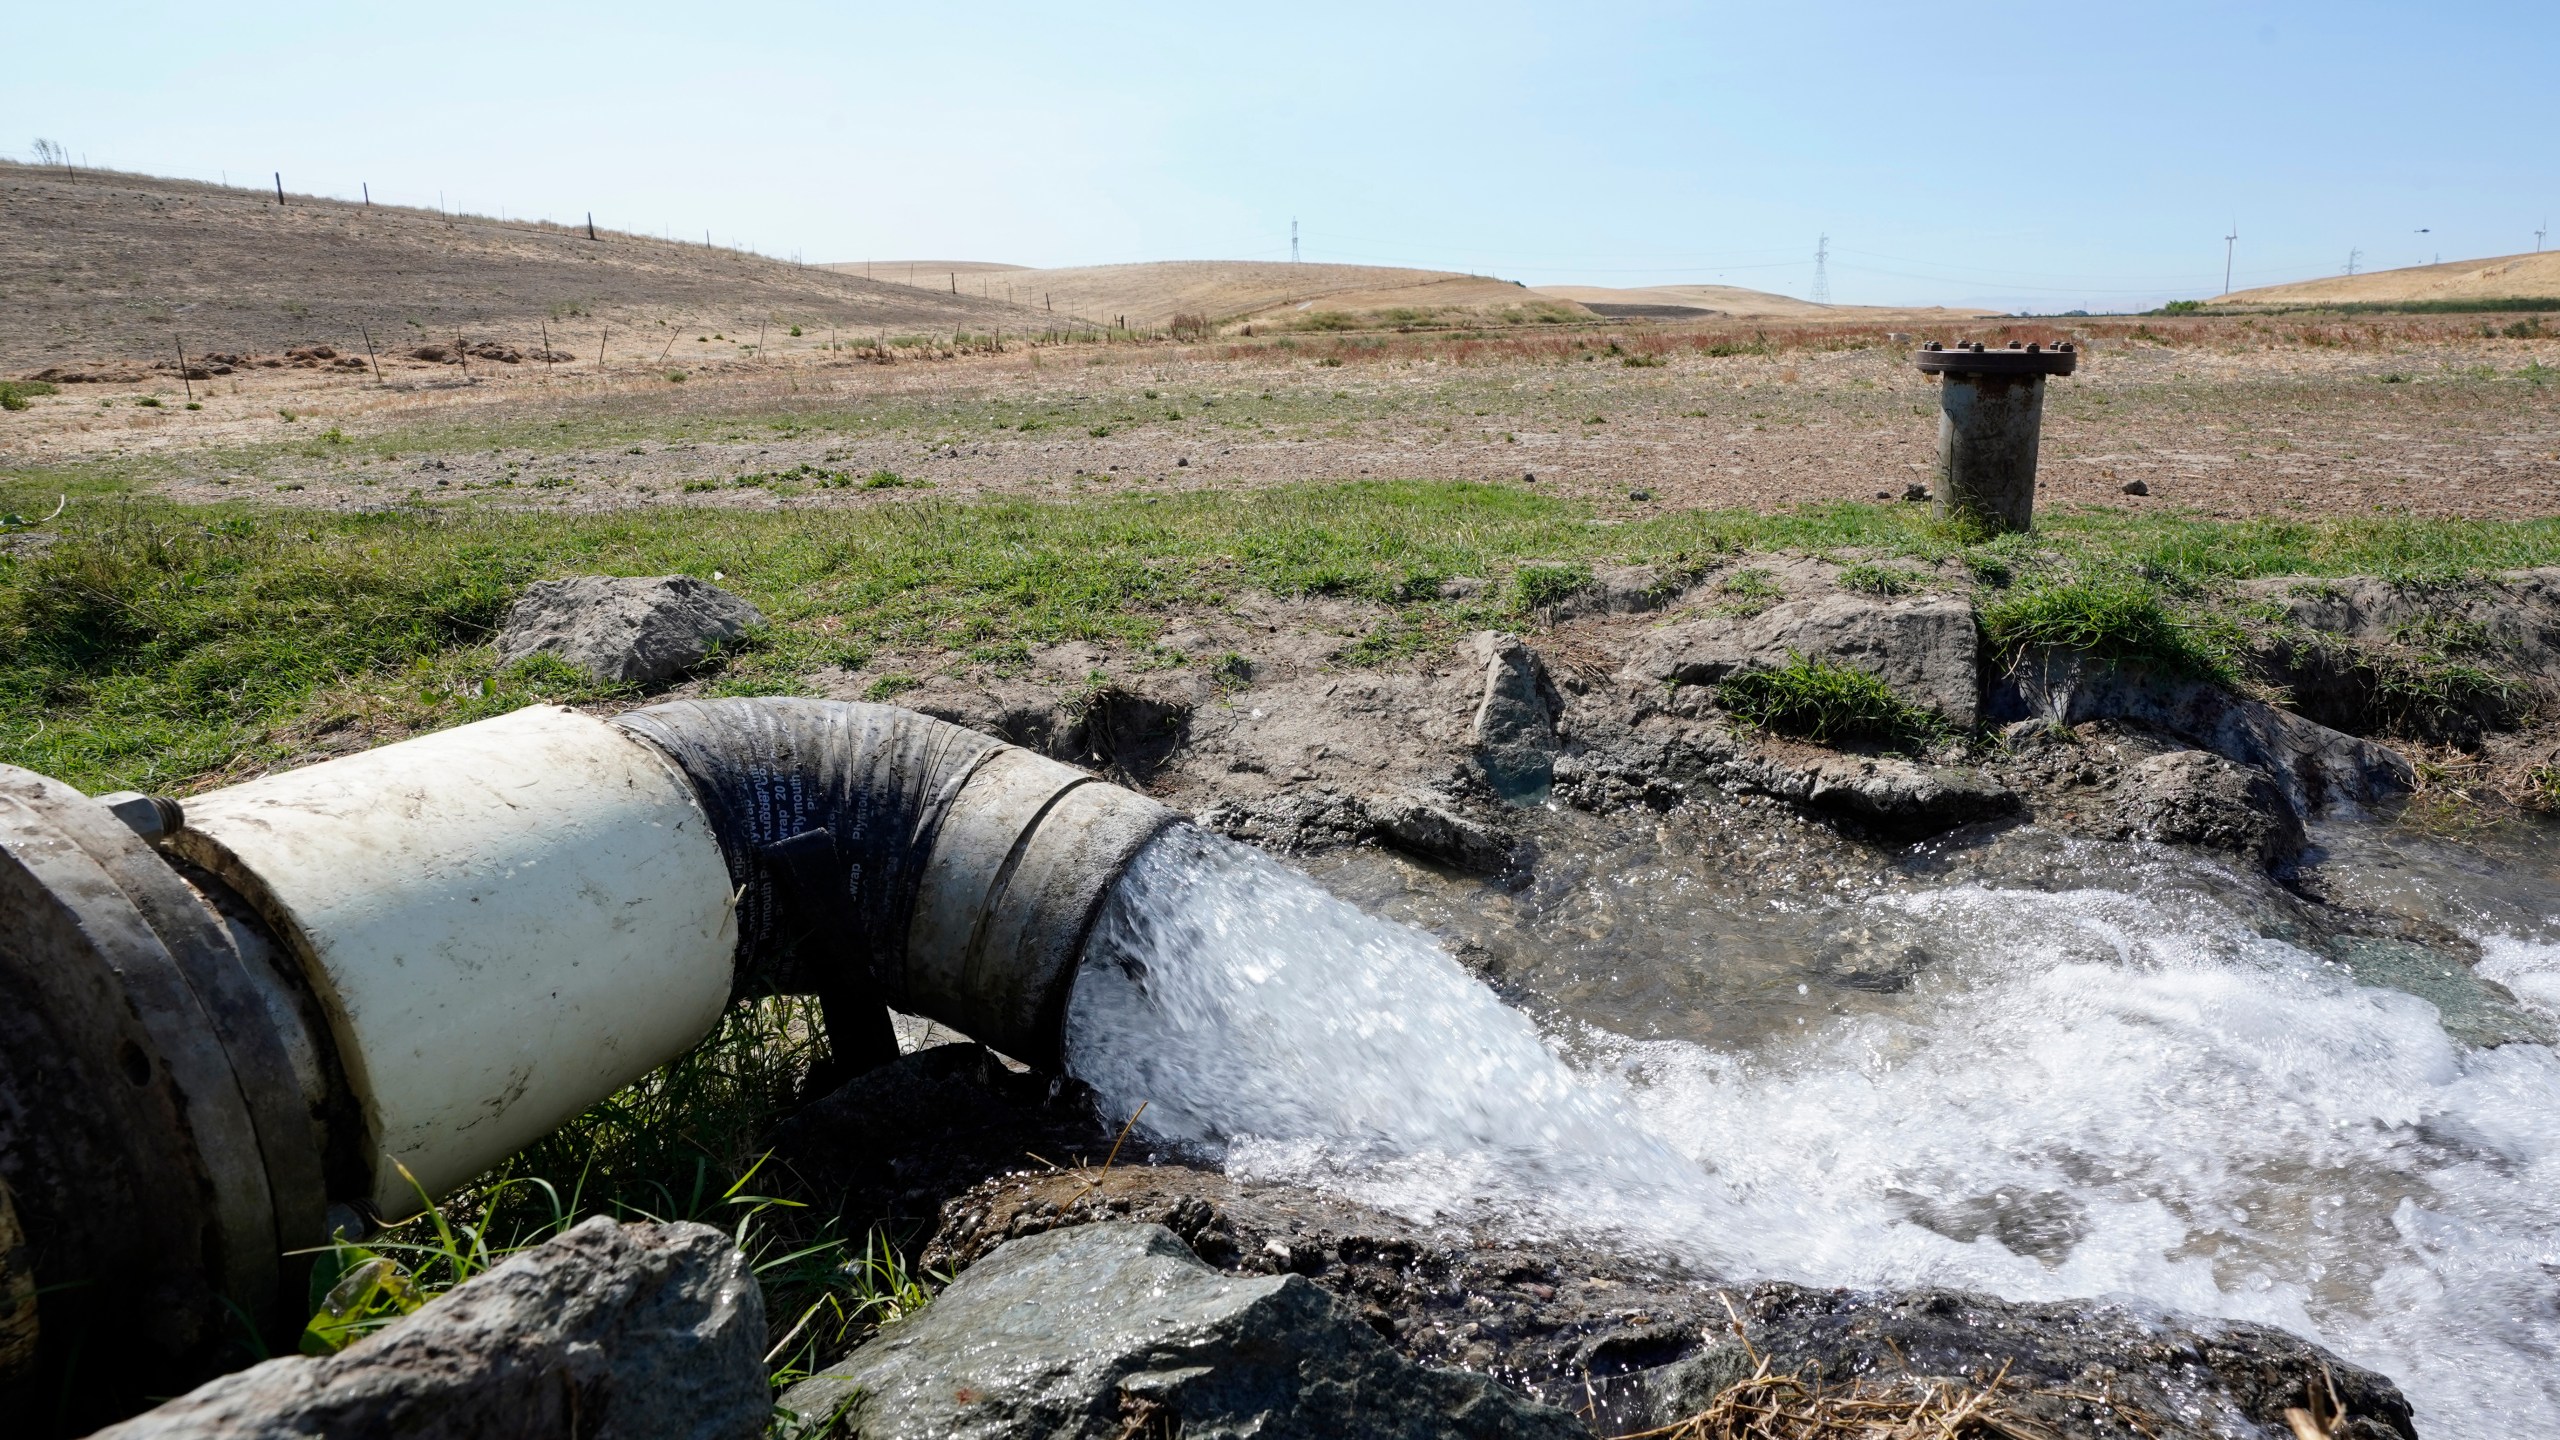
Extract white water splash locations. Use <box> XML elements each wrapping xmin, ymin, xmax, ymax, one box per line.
<box><xmin>1065</xmin><ymin>825</ymin><xmax>1702</xmax><ymax>1249</ymax></box>
<box><xmin>2477</xmin><ymin>932</ymin><xmax>2560</xmax><ymax>1019</ymax></box>
<box><xmin>1063</xmin><ymin>826</ymin><xmax>2560</xmax><ymax>1440</ymax></box>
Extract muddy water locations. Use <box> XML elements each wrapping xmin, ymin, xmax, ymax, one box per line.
<box><xmin>1065</xmin><ymin>809</ymin><xmax>2560</xmax><ymax>1440</ymax></box>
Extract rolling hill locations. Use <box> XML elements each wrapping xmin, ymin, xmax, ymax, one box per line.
<box><xmin>822</xmin><ymin>259</ymin><xmax>1573</xmax><ymax>330</ymax></box>
<box><xmin>2217</xmin><ymin>249</ymin><xmax>2560</xmax><ymax>308</ymax></box>
<box><xmin>0</xmin><ymin>162</ymin><xmax>1047</xmax><ymax>372</ymax></box>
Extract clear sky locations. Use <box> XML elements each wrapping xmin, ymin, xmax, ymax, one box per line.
<box><xmin>8</xmin><ymin>2</ymin><xmax>2553</xmax><ymax>312</ymax></box>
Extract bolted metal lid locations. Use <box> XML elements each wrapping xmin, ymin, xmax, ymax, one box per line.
<box><xmin>1915</xmin><ymin>339</ymin><xmax>2078</xmax><ymax>376</ymax></box>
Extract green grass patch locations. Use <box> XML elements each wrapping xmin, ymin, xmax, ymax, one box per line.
<box><xmin>1716</xmin><ymin>653</ymin><xmax>1939</xmax><ymax>749</ymax></box>
<box><xmin>1835</xmin><ymin>562</ymin><xmax>1915</xmax><ymax>596</ymax></box>
<box><xmin>308</xmin><ymin>997</ymin><xmax>932</xmax><ymax>1391</ymax></box>
<box><xmin>11</xmin><ymin>483</ymin><xmax>2560</xmax><ymax>795</ymax></box>
<box><xmin>1512</xmin><ymin>562</ymin><xmax>1594</xmax><ymax>611</ymax></box>
<box><xmin>0</xmin><ymin>379</ymin><xmax>61</xmax><ymax>411</ymax></box>
<box><xmin>1977</xmin><ymin>574</ymin><xmax>2237</xmax><ymax>681</ymax></box>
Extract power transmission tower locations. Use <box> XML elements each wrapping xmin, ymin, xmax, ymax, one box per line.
<box><xmin>2222</xmin><ymin>222</ymin><xmax>2239</xmax><ymax>295</ymax></box>
<box><xmin>1812</xmin><ymin>234</ymin><xmax>1830</xmax><ymax>304</ymax></box>
<box><xmin>1291</xmin><ymin>219</ymin><xmax>1299</xmax><ymax>263</ymax></box>
<box><xmin>2346</xmin><ymin>247</ymin><xmax>2362</xmax><ymax>277</ymax></box>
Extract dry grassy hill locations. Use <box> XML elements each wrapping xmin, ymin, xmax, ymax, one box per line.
<box><xmin>1535</xmin><ymin>283</ymin><xmax>1996</xmax><ymax>324</ymax></box>
<box><xmin>2218</xmin><ymin>250</ymin><xmax>2560</xmax><ymax>308</ymax></box>
<box><xmin>826</xmin><ymin>259</ymin><xmax>1593</xmax><ymax>330</ymax></box>
<box><xmin>0</xmin><ymin>162</ymin><xmax>1047</xmax><ymax>373</ymax></box>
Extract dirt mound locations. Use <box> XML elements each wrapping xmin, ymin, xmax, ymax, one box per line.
<box><xmin>0</xmin><ymin>161</ymin><xmax>1050</xmax><ymax>371</ymax></box>
<box><xmin>2219</xmin><ymin>249</ymin><xmax>2560</xmax><ymax>308</ymax></box>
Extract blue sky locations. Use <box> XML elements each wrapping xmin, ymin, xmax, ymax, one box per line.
<box><xmin>8</xmin><ymin>2</ymin><xmax>2553</xmax><ymax>311</ymax></box>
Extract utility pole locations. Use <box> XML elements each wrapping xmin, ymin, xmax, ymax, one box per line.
<box><xmin>2346</xmin><ymin>247</ymin><xmax>2363</xmax><ymax>277</ymax></box>
<box><xmin>2222</xmin><ymin>222</ymin><xmax>2238</xmax><ymax>295</ymax></box>
<box><xmin>1291</xmin><ymin>219</ymin><xmax>1299</xmax><ymax>264</ymax></box>
<box><xmin>1811</xmin><ymin>234</ymin><xmax>1830</xmax><ymax>305</ymax></box>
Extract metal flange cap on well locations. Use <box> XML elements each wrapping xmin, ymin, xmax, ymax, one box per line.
<box><xmin>1914</xmin><ymin>339</ymin><xmax>2078</xmax><ymax>376</ymax></box>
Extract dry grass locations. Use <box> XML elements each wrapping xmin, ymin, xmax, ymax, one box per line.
<box><xmin>2220</xmin><ymin>248</ymin><xmax>2560</xmax><ymax>309</ymax></box>
<box><xmin>1610</xmin><ymin>1303</ymin><xmax>2167</xmax><ymax>1440</ymax></box>
<box><xmin>1616</xmin><ymin>1362</ymin><xmax>2065</xmax><ymax>1440</ymax></box>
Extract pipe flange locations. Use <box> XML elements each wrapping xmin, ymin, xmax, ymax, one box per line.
<box><xmin>0</xmin><ymin>767</ymin><xmax>326</xmax><ymax>1411</ymax></box>
<box><xmin>1915</xmin><ymin>340</ymin><xmax>2077</xmax><ymax>377</ymax></box>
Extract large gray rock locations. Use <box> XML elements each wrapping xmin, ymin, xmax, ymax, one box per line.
<box><xmin>777</xmin><ymin>1222</ymin><xmax>1581</xmax><ymax>1440</ymax></box>
<box><xmin>1628</xmin><ymin>593</ymin><xmax>1981</xmax><ymax>729</ymax></box>
<box><xmin>92</xmin><ymin>1218</ymin><xmax>765</xmax><ymax>1440</ymax></box>
<box><xmin>2118</xmin><ymin>749</ymin><xmax>2304</xmax><ymax>867</ymax></box>
<box><xmin>1363</xmin><ymin>790</ymin><xmax>1512</xmax><ymax>874</ymax></box>
<box><xmin>2011</xmin><ymin>651</ymin><xmax>2413</xmax><ymax>815</ymax></box>
<box><xmin>496</xmin><ymin>576</ymin><xmax>764</xmax><ymax>684</ymax></box>
<box><xmin>1467</xmin><ymin>632</ymin><xmax>1561</xmax><ymax>799</ymax></box>
<box><xmin>1738</xmin><ymin>752</ymin><xmax>2017</xmax><ymax>836</ymax></box>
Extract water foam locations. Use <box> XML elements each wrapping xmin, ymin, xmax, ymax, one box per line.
<box><xmin>1064</xmin><ymin>825</ymin><xmax>2560</xmax><ymax>1439</ymax></box>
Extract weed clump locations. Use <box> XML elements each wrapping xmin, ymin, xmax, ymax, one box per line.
<box><xmin>1713</xmin><ymin>567</ymin><xmax>1785</xmax><ymax>616</ymax></box>
<box><xmin>1835</xmin><ymin>562</ymin><xmax>1914</xmax><ymax>596</ymax></box>
<box><xmin>1513</xmin><ymin>562</ymin><xmax>1594</xmax><ymax>611</ymax></box>
<box><xmin>1978</xmin><ymin>574</ymin><xmax>2233</xmax><ymax>681</ymax></box>
<box><xmin>1716</xmin><ymin>653</ymin><xmax>1937</xmax><ymax>749</ymax></box>
<box><xmin>0</xmin><ymin>379</ymin><xmax>60</xmax><ymax>411</ymax></box>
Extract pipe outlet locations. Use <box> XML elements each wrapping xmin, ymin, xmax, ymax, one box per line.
<box><xmin>1</xmin><ymin>699</ymin><xmax>1176</xmax><ymax>1417</ymax></box>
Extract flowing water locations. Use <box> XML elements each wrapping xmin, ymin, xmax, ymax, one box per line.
<box><xmin>1062</xmin><ymin>816</ymin><xmax>2560</xmax><ymax>1440</ymax></box>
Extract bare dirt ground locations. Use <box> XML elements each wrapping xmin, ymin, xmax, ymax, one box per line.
<box><xmin>6</xmin><ymin>311</ymin><xmax>2553</xmax><ymax>523</ymax></box>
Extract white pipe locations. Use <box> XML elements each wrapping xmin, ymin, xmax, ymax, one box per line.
<box><xmin>169</xmin><ymin>707</ymin><xmax>738</xmax><ymax>1217</ymax></box>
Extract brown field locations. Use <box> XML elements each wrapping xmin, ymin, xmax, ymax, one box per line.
<box><xmin>2220</xmin><ymin>248</ymin><xmax>2560</xmax><ymax>308</ymax></box>
<box><xmin>9</xmin><ymin>306</ymin><xmax>2553</xmax><ymax>524</ymax></box>
<box><xmin>5</xmin><ymin>168</ymin><xmax>2554</xmax><ymax>522</ymax></box>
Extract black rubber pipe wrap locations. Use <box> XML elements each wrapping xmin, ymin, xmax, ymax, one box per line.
<box><xmin>615</xmin><ymin>699</ymin><xmax>1177</xmax><ymax>1068</ymax></box>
